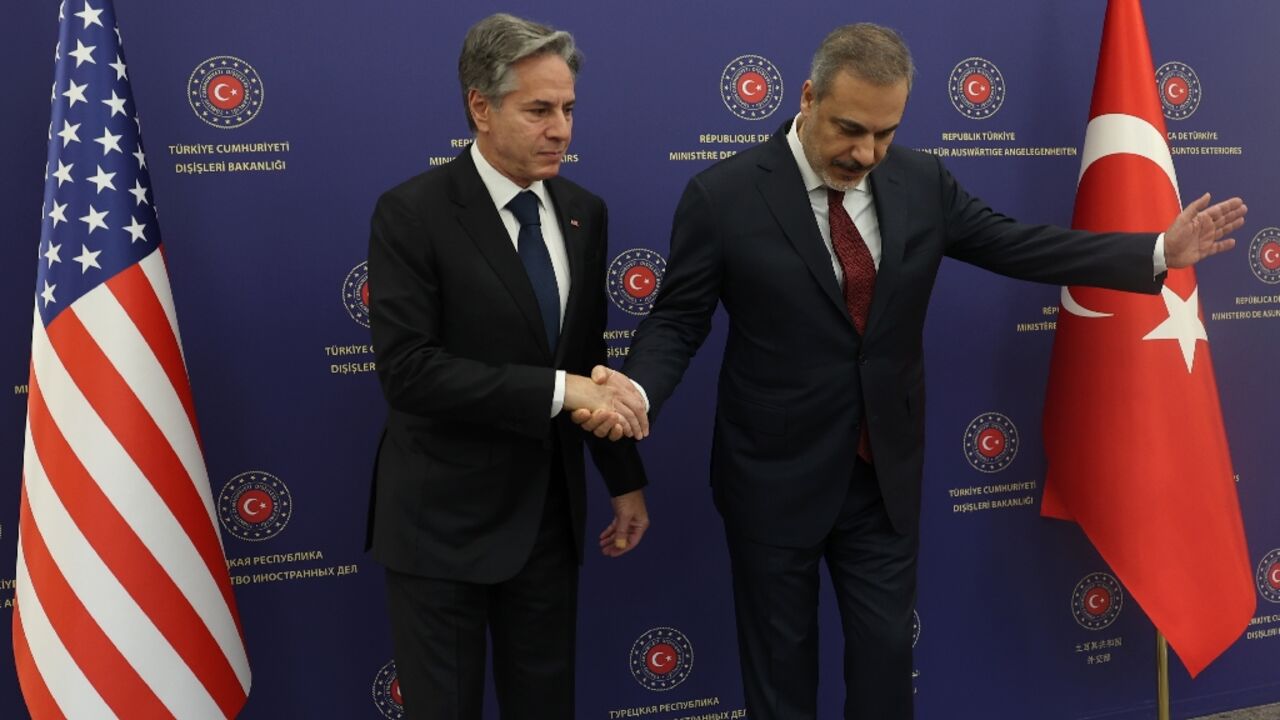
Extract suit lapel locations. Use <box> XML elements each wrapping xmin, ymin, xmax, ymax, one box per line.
<box><xmin>755</xmin><ymin>128</ymin><xmax>851</xmax><ymax>324</ymax></box>
<box><xmin>865</xmin><ymin>153</ymin><xmax>906</xmax><ymax>337</ymax></box>
<box><xmin>450</xmin><ymin>152</ymin><xmax>553</xmax><ymax>357</ymax></box>
<box><xmin>546</xmin><ymin>178</ymin><xmax>586</xmax><ymax>366</ymax></box>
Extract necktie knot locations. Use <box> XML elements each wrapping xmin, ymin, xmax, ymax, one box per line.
<box><xmin>827</xmin><ymin>187</ymin><xmax>845</xmax><ymax>207</ymax></box>
<box><xmin>507</xmin><ymin>190</ymin><xmax>541</xmax><ymax>227</ymax></box>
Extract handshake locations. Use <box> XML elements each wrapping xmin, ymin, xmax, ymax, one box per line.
<box><xmin>564</xmin><ymin>365</ymin><xmax>649</xmax><ymax>441</ymax></box>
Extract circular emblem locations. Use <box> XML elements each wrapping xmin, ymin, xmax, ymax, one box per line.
<box><xmin>962</xmin><ymin>412</ymin><xmax>1019</xmax><ymax>473</ymax></box>
<box><xmin>948</xmin><ymin>58</ymin><xmax>1006</xmax><ymax>119</ymax></box>
<box><xmin>912</xmin><ymin>609</ymin><xmax>921</xmax><ymax>648</ymax></box>
<box><xmin>629</xmin><ymin>627</ymin><xmax>693</xmax><ymax>691</ymax></box>
<box><xmin>343</xmin><ymin>260</ymin><xmax>372</xmax><ymax>327</ymax></box>
<box><xmin>1256</xmin><ymin>548</ymin><xmax>1280</xmax><ymax>604</ymax></box>
<box><xmin>721</xmin><ymin>55</ymin><xmax>784</xmax><ymax>120</ymax></box>
<box><xmin>1248</xmin><ymin>228</ymin><xmax>1280</xmax><ymax>285</ymax></box>
<box><xmin>188</xmin><ymin>56</ymin><xmax>265</xmax><ymax>129</ymax></box>
<box><xmin>371</xmin><ymin>660</ymin><xmax>405</xmax><ymax>720</ymax></box>
<box><xmin>1071</xmin><ymin>572</ymin><xmax>1124</xmax><ymax>630</ymax></box>
<box><xmin>217</xmin><ymin>471</ymin><xmax>292</xmax><ymax>542</ymax></box>
<box><xmin>1155</xmin><ymin>61</ymin><xmax>1202</xmax><ymax>121</ymax></box>
<box><xmin>607</xmin><ymin>248</ymin><xmax>667</xmax><ymax>315</ymax></box>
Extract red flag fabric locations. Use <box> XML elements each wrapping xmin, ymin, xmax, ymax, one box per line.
<box><xmin>14</xmin><ymin>1</ymin><xmax>251</xmax><ymax>716</ymax></box>
<box><xmin>1042</xmin><ymin>0</ymin><xmax>1253</xmax><ymax>678</ymax></box>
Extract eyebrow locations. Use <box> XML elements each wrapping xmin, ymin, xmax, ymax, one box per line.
<box><xmin>834</xmin><ymin>118</ymin><xmax>899</xmax><ymax>135</ymax></box>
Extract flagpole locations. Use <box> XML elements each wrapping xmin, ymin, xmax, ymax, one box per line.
<box><xmin>1157</xmin><ymin>631</ymin><xmax>1171</xmax><ymax>720</ymax></box>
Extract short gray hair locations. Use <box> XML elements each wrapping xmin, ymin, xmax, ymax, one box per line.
<box><xmin>458</xmin><ymin>13</ymin><xmax>582</xmax><ymax>131</ymax></box>
<box><xmin>810</xmin><ymin>23</ymin><xmax>915</xmax><ymax>98</ymax></box>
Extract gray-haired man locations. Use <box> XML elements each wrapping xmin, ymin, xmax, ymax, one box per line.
<box><xmin>366</xmin><ymin>13</ymin><xmax>650</xmax><ymax>718</ymax></box>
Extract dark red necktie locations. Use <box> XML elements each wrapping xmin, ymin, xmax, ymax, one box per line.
<box><xmin>827</xmin><ymin>188</ymin><xmax>876</xmax><ymax>461</ymax></box>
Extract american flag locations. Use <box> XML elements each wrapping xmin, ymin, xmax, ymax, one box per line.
<box><xmin>14</xmin><ymin>2</ymin><xmax>252</xmax><ymax>717</ymax></box>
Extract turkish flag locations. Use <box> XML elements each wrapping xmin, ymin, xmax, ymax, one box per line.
<box><xmin>1041</xmin><ymin>0</ymin><xmax>1253</xmax><ymax>677</ymax></box>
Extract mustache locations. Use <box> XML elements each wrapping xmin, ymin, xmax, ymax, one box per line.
<box><xmin>832</xmin><ymin>159</ymin><xmax>872</xmax><ymax>173</ymax></box>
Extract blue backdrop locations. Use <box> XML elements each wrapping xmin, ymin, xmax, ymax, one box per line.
<box><xmin>1</xmin><ymin>1</ymin><xmax>1277</xmax><ymax>718</ymax></box>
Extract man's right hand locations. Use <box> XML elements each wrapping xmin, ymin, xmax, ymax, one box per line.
<box><xmin>564</xmin><ymin>365</ymin><xmax>649</xmax><ymax>441</ymax></box>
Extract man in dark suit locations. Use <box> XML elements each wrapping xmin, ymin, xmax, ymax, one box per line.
<box><xmin>578</xmin><ymin>22</ymin><xmax>1244</xmax><ymax>720</ymax></box>
<box><xmin>367</xmin><ymin>14</ymin><xmax>651</xmax><ymax>720</ymax></box>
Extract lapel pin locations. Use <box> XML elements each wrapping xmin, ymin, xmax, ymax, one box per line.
<box><xmin>569</xmin><ymin>218</ymin><xmax>580</xmax><ymax>227</ymax></box>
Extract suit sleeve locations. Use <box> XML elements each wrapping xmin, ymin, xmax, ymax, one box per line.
<box><xmin>623</xmin><ymin>176</ymin><xmax>724</xmax><ymax>419</ymax></box>
<box><xmin>936</xmin><ymin>156</ymin><xmax>1164</xmax><ymax>294</ymax></box>
<box><xmin>581</xmin><ymin>203</ymin><xmax>648</xmax><ymax>496</ymax></box>
<box><xmin>368</xmin><ymin>190</ymin><xmax>555</xmax><ymax>439</ymax></box>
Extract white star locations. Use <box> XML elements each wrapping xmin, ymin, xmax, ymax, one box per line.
<box><xmin>48</xmin><ymin>201</ymin><xmax>69</xmax><ymax>227</ymax></box>
<box><xmin>63</xmin><ymin>79</ymin><xmax>88</xmax><ymax>107</ymax></box>
<box><xmin>56</xmin><ymin>119</ymin><xmax>81</xmax><ymax>147</ymax></box>
<box><xmin>79</xmin><ymin>204</ymin><xmax>109</xmax><ymax>233</ymax></box>
<box><xmin>87</xmin><ymin>165</ymin><xmax>116</xmax><ymax>193</ymax></box>
<box><xmin>128</xmin><ymin>179</ymin><xmax>149</xmax><ymax>206</ymax></box>
<box><xmin>132</xmin><ymin>147</ymin><xmax>147</xmax><ymax>169</ymax></box>
<box><xmin>124</xmin><ymin>215</ymin><xmax>147</xmax><ymax>243</ymax></box>
<box><xmin>68</xmin><ymin>39</ymin><xmax>96</xmax><ymax>67</ymax></box>
<box><xmin>1143</xmin><ymin>285</ymin><xmax>1208</xmax><ymax>373</ymax></box>
<box><xmin>52</xmin><ymin>159</ymin><xmax>74</xmax><ymax>186</ymax></box>
<box><xmin>109</xmin><ymin>54</ymin><xmax>128</xmax><ymax>81</ymax></box>
<box><xmin>43</xmin><ymin>241</ymin><xmax>62</xmax><ymax>267</ymax></box>
<box><xmin>94</xmin><ymin>127</ymin><xmax>123</xmax><ymax>156</ymax></box>
<box><xmin>101</xmin><ymin>90</ymin><xmax>128</xmax><ymax>117</ymax></box>
<box><xmin>73</xmin><ymin>245</ymin><xmax>103</xmax><ymax>273</ymax></box>
<box><xmin>74</xmin><ymin>1</ymin><xmax>104</xmax><ymax>28</ymax></box>
<box><xmin>53</xmin><ymin>40</ymin><xmax>61</xmax><ymax>62</ymax></box>
<box><xmin>40</xmin><ymin>280</ymin><xmax>57</xmax><ymax>307</ymax></box>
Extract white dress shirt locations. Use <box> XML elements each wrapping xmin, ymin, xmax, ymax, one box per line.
<box><xmin>471</xmin><ymin>143</ymin><xmax>571</xmax><ymax>416</ymax></box>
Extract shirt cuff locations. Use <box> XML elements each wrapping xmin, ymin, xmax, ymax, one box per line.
<box><xmin>630</xmin><ymin>378</ymin><xmax>650</xmax><ymax>413</ymax></box>
<box><xmin>551</xmin><ymin>370</ymin><xmax>566</xmax><ymax>417</ymax></box>
<box><xmin>1153</xmin><ymin>233</ymin><xmax>1167</xmax><ymax>277</ymax></box>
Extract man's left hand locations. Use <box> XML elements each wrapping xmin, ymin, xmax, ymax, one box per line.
<box><xmin>599</xmin><ymin>489</ymin><xmax>649</xmax><ymax>557</ymax></box>
<box><xmin>1164</xmin><ymin>193</ymin><xmax>1247</xmax><ymax>269</ymax></box>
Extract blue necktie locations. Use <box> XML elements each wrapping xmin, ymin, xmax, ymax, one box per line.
<box><xmin>507</xmin><ymin>191</ymin><xmax>560</xmax><ymax>351</ymax></box>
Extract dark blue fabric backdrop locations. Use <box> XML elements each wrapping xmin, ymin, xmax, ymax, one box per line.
<box><xmin>1</xmin><ymin>1</ymin><xmax>1277</xmax><ymax>718</ymax></box>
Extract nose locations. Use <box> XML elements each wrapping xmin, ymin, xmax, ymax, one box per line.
<box><xmin>547</xmin><ymin>109</ymin><xmax>571</xmax><ymax>140</ymax></box>
<box><xmin>848</xmin><ymin>135</ymin><xmax>874</xmax><ymax>167</ymax></box>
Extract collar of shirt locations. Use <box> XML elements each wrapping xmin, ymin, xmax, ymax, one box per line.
<box><xmin>785</xmin><ymin>114</ymin><xmax>869</xmax><ymax>197</ymax></box>
<box><xmin>470</xmin><ymin>142</ymin><xmax>555</xmax><ymax>219</ymax></box>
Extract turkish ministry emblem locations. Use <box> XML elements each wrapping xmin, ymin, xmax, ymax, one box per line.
<box><xmin>1071</xmin><ymin>572</ymin><xmax>1124</xmax><ymax>630</ymax></box>
<box><xmin>217</xmin><ymin>470</ymin><xmax>292</xmax><ymax>542</ymax></box>
<box><xmin>962</xmin><ymin>412</ymin><xmax>1019</xmax><ymax>473</ymax></box>
<box><xmin>948</xmin><ymin>57</ymin><xmax>1006</xmax><ymax>119</ymax></box>
<box><xmin>343</xmin><ymin>260</ymin><xmax>372</xmax><ymax>327</ymax></box>
<box><xmin>1257</xmin><ymin>549</ymin><xmax>1280</xmax><ymax>604</ymax></box>
<box><xmin>1155</xmin><ymin>61</ymin><xmax>1202</xmax><ymax>121</ymax></box>
<box><xmin>371</xmin><ymin>660</ymin><xmax>405</xmax><ymax>719</ymax></box>
<box><xmin>629</xmin><ymin>627</ymin><xmax>694</xmax><ymax>691</ymax></box>
<box><xmin>188</xmin><ymin>55</ymin><xmax>264</xmax><ymax>128</ymax></box>
<box><xmin>607</xmin><ymin>248</ymin><xmax>666</xmax><ymax>315</ymax></box>
<box><xmin>721</xmin><ymin>54</ymin><xmax>783</xmax><ymax>120</ymax></box>
<box><xmin>1248</xmin><ymin>228</ymin><xmax>1280</xmax><ymax>285</ymax></box>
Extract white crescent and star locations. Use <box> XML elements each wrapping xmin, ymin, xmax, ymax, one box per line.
<box><xmin>650</xmin><ymin>652</ymin><xmax>671</xmax><ymax>669</ymax></box>
<box><xmin>213</xmin><ymin>81</ymin><xmax>237</xmax><ymax>103</ymax></box>
<box><xmin>740</xmin><ymin>78</ymin><xmax>762</xmax><ymax>99</ymax></box>
<box><xmin>980</xmin><ymin>435</ymin><xmax>1000</xmax><ymax>452</ymax></box>
<box><xmin>1087</xmin><ymin>593</ymin><xmax>1106</xmax><ymax>610</ymax></box>
<box><xmin>628</xmin><ymin>274</ymin><xmax>648</xmax><ymax>292</ymax></box>
<box><xmin>967</xmin><ymin>79</ymin><xmax>986</xmax><ymax>97</ymax></box>
<box><xmin>241</xmin><ymin>497</ymin><xmax>266</xmax><ymax>517</ymax></box>
<box><xmin>1165</xmin><ymin>81</ymin><xmax>1185</xmax><ymax>100</ymax></box>
<box><xmin>1269</xmin><ymin>567</ymin><xmax>1280</xmax><ymax>586</ymax></box>
<box><xmin>1263</xmin><ymin>246</ymin><xmax>1279</xmax><ymax>266</ymax></box>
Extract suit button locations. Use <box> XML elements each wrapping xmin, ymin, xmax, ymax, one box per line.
<box><xmin>858</xmin><ymin>354</ymin><xmax>867</xmax><ymax>366</ymax></box>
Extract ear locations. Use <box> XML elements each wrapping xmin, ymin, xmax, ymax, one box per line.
<box><xmin>799</xmin><ymin>79</ymin><xmax>816</xmax><ymax>115</ymax></box>
<box><xmin>467</xmin><ymin>88</ymin><xmax>491</xmax><ymax>133</ymax></box>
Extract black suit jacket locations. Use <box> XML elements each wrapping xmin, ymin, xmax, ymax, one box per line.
<box><xmin>624</xmin><ymin>122</ymin><xmax>1161</xmax><ymax>546</ymax></box>
<box><xmin>367</xmin><ymin>150</ymin><xmax>645</xmax><ymax>583</ymax></box>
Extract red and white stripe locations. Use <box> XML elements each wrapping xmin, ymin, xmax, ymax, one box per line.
<box><xmin>15</xmin><ymin>250</ymin><xmax>251</xmax><ymax>719</ymax></box>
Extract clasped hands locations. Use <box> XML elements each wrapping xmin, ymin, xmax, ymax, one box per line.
<box><xmin>564</xmin><ymin>365</ymin><xmax>648</xmax><ymax>441</ymax></box>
